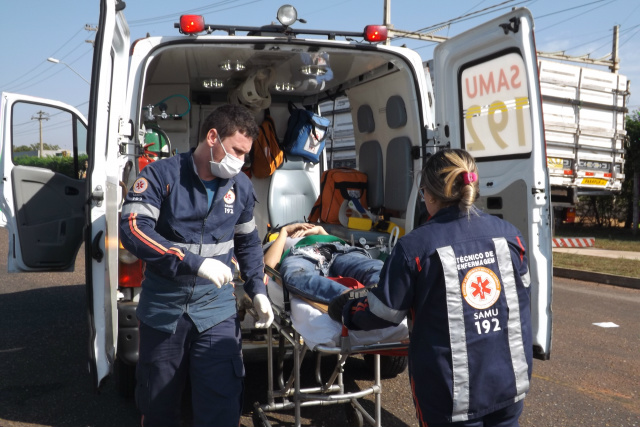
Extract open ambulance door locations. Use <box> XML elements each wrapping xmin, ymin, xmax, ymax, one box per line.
<box><xmin>85</xmin><ymin>0</ymin><xmax>130</xmax><ymax>389</ymax></box>
<box><xmin>432</xmin><ymin>8</ymin><xmax>553</xmax><ymax>359</ymax></box>
<box><xmin>0</xmin><ymin>93</ymin><xmax>87</xmax><ymax>270</ymax></box>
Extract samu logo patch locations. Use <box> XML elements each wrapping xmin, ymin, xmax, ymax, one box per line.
<box><xmin>223</xmin><ymin>189</ymin><xmax>235</xmax><ymax>214</ymax></box>
<box><xmin>132</xmin><ymin>178</ymin><xmax>148</xmax><ymax>193</ymax></box>
<box><xmin>461</xmin><ymin>266</ymin><xmax>501</xmax><ymax>310</ymax></box>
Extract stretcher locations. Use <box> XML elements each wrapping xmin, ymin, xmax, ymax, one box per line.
<box><xmin>250</xmin><ymin>265</ymin><xmax>410</xmax><ymax>427</ymax></box>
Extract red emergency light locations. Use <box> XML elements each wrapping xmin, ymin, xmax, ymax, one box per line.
<box><xmin>180</xmin><ymin>15</ymin><xmax>205</xmax><ymax>34</ymax></box>
<box><xmin>364</xmin><ymin>25</ymin><xmax>388</xmax><ymax>42</ymax></box>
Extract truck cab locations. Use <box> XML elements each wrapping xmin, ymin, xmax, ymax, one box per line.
<box><xmin>0</xmin><ymin>0</ymin><xmax>553</xmax><ymax>395</ymax></box>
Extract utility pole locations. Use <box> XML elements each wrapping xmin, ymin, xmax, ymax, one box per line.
<box><xmin>31</xmin><ymin>111</ymin><xmax>50</xmax><ymax>158</ymax></box>
<box><xmin>383</xmin><ymin>0</ymin><xmax>391</xmax><ymax>46</ymax></box>
<box><xmin>537</xmin><ymin>25</ymin><xmax>620</xmax><ymax>72</ymax></box>
<box><xmin>610</xmin><ymin>25</ymin><xmax>619</xmax><ymax>73</ymax></box>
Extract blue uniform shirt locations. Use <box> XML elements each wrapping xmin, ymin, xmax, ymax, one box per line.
<box><xmin>120</xmin><ymin>149</ymin><xmax>266</xmax><ymax>333</ymax></box>
<box><xmin>344</xmin><ymin>206</ymin><xmax>532</xmax><ymax>424</ymax></box>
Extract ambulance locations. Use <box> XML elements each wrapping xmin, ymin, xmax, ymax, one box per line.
<box><xmin>0</xmin><ymin>0</ymin><xmax>553</xmax><ymax>396</ymax></box>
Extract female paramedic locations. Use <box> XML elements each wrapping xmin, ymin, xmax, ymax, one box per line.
<box><xmin>330</xmin><ymin>148</ymin><xmax>532</xmax><ymax>427</ymax></box>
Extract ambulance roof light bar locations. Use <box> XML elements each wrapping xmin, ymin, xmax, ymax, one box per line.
<box><xmin>176</xmin><ymin>5</ymin><xmax>387</xmax><ymax>42</ymax></box>
<box><xmin>364</xmin><ymin>25</ymin><xmax>388</xmax><ymax>42</ymax></box>
<box><xmin>178</xmin><ymin>15</ymin><xmax>206</xmax><ymax>35</ymax></box>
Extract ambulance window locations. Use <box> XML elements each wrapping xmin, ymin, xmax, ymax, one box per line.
<box><xmin>11</xmin><ymin>102</ymin><xmax>88</xmax><ymax>179</ymax></box>
<box><xmin>459</xmin><ymin>50</ymin><xmax>532</xmax><ymax>160</ymax></box>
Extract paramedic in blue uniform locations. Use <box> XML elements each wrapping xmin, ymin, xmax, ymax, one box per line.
<box><xmin>332</xmin><ymin>148</ymin><xmax>532</xmax><ymax>427</ymax></box>
<box><xmin>119</xmin><ymin>104</ymin><xmax>274</xmax><ymax>427</ymax></box>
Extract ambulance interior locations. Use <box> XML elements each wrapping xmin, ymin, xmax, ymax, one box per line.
<box><xmin>136</xmin><ymin>41</ymin><xmax>429</xmax><ymax>244</ymax></box>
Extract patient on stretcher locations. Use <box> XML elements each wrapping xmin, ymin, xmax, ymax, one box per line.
<box><xmin>263</xmin><ymin>222</ymin><xmax>382</xmax><ymax>305</ymax></box>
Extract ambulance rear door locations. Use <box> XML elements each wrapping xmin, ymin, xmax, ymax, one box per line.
<box><xmin>85</xmin><ymin>0</ymin><xmax>130</xmax><ymax>389</ymax></box>
<box><xmin>432</xmin><ymin>8</ymin><xmax>553</xmax><ymax>359</ymax></box>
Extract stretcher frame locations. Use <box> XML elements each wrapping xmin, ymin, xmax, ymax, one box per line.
<box><xmin>251</xmin><ymin>266</ymin><xmax>409</xmax><ymax>427</ymax></box>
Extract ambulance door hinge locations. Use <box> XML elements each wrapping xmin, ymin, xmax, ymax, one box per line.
<box><xmin>426</xmin><ymin>128</ymin><xmax>438</xmax><ymax>142</ymax></box>
<box><xmin>91</xmin><ymin>185</ymin><xmax>104</xmax><ymax>207</ymax></box>
<box><xmin>499</xmin><ymin>17</ymin><xmax>519</xmax><ymax>35</ymax></box>
<box><xmin>118</xmin><ymin>118</ymin><xmax>135</xmax><ymax>155</ymax></box>
<box><xmin>531</xmin><ymin>187</ymin><xmax>546</xmax><ymax>195</ymax></box>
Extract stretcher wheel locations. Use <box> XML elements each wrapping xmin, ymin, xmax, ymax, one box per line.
<box><xmin>345</xmin><ymin>402</ymin><xmax>364</xmax><ymax>427</ymax></box>
<box><xmin>364</xmin><ymin>354</ymin><xmax>408</xmax><ymax>378</ymax></box>
<box><xmin>252</xmin><ymin>409</ymin><xmax>267</xmax><ymax>427</ymax></box>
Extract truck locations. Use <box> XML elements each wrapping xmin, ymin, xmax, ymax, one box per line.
<box><xmin>538</xmin><ymin>59</ymin><xmax>629</xmax><ymax>225</ymax></box>
<box><xmin>0</xmin><ymin>0</ymin><xmax>553</xmax><ymax>399</ymax></box>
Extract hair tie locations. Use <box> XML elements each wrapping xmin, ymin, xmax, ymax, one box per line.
<box><xmin>462</xmin><ymin>172</ymin><xmax>477</xmax><ymax>185</ymax></box>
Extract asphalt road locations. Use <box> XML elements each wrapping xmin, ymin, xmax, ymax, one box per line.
<box><xmin>0</xmin><ymin>227</ymin><xmax>638</xmax><ymax>427</ymax></box>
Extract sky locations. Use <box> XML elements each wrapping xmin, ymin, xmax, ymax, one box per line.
<box><xmin>1</xmin><ymin>0</ymin><xmax>639</xmax><ymax>149</ymax></box>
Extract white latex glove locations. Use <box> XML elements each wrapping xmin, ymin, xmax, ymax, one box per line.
<box><xmin>197</xmin><ymin>259</ymin><xmax>233</xmax><ymax>288</ymax></box>
<box><xmin>253</xmin><ymin>294</ymin><xmax>274</xmax><ymax>329</ymax></box>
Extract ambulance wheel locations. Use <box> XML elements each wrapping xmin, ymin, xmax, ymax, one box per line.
<box><xmin>345</xmin><ymin>403</ymin><xmax>364</xmax><ymax>427</ymax></box>
<box><xmin>364</xmin><ymin>354</ymin><xmax>408</xmax><ymax>378</ymax></box>
<box><xmin>115</xmin><ymin>357</ymin><xmax>136</xmax><ymax>398</ymax></box>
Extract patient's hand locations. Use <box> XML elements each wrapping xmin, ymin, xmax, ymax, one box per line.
<box><xmin>303</xmin><ymin>225</ymin><xmax>328</xmax><ymax>236</ymax></box>
<box><xmin>282</xmin><ymin>223</ymin><xmax>314</xmax><ymax>238</ymax></box>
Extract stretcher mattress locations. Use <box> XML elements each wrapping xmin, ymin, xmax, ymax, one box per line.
<box><xmin>267</xmin><ymin>279</ymin><xmax>409</xmax><ymax>350</ymax></box>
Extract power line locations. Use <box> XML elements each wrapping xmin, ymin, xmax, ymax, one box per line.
<box><xmin>536</xmin><ymin>0</ymin><xmax>618</xmax><ymax>33</ymax></box>
<box><xmin>128</xmin><ymin>0</ymin><xmax>260</xmax><ymax>27</ymax></box>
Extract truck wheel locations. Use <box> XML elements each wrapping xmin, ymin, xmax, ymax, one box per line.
<box><xmin>364</xmin><ymin>354</ymin><xmax>408</xmax><ymax>378</ymax></box>
<box><xmin>115</xmin><ymin>357</ymin><xmax>136</xmax><ymax>398</ymax></box>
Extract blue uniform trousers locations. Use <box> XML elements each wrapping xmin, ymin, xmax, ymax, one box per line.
<box><xmin>279</xmin><ymin>250</ymin><xmax>383</xmax><ymax>304</ymax></box>
<box><xmin>419</xmin><ymin>400</ymin><xmax>524</xmax><ymax>427</ymax></box>
<box><xmin>136</xmin><ymin>313</ymin><xmax>244</xmax><ymax>427</ymax></box>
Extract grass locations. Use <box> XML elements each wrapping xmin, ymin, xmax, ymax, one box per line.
<box><xmin>553</xmin><ymin>223</ymin><xmax>640</xmax><ymax>278</ymax></box>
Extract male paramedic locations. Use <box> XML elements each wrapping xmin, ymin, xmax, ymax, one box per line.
<box><xmin>119</xmin><ymin>104</ymin><xmax>274</xmax><ymax>427</ymax></box>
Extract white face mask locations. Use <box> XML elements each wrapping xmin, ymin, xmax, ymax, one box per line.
<box><xmin>210</xmin><ymin>135</ymin><xmax>245</xmax><ymax>179</ymax></box>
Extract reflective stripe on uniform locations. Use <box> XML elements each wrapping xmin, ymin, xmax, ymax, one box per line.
<box><xmin>437</xmin><ymin>246</ymin><xmax>470</xmax><ymax>422</ymax></box>
<box><xmin>368</xmin><ymin>291</ymin><xmax>407</xmax><ymax>325</ymax></box>
<box><xmin>169</xmin><ymin>240</ymin><xmax>235</xmax><ymax>258</ymax></box>
<box><xmin>128</xmin><ymin>213</ymin><xmax>185</xmax><ymax>260</ymax></box>
<box><xmin>493</xmin><ymin>237</ymin><xmax>530</xmax><ymax>399</ymax></box>
<box><xmin>234</xmin><ymin>217</ymin><xmax>256</xmax><ymax>235</ymax></box>
<box><xmin>521</xmin><ymin>270</ymin><xmax>531</xmax><ymax>288</ymax></box>
<box><xmin>122</xmin><ymin>202</ymin><xmax>160</xmax><ymax>220</ymax></box>
<box><xmin>438</xmin><ymin>239</ymin><xmax>529</xmax><ymax>422</ymax></box>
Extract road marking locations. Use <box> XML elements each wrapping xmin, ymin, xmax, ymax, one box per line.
<box><xmin>592</xmin><ymin>322</ymin><xmax>619</xmax><ymax>328</ymax></box>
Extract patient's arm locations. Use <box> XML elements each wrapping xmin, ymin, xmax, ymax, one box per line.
<box><xmin>263</xmin><ymin>223</ymin><xmax>318</xmax><ymax>269</ymax></box>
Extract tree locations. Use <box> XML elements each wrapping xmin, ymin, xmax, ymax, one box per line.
<box><xmin>624</xmin><ymin>111</ymin><xmax>640</xmax><ymax>229</ymax></box>
<box><xmin>13</xmin><ymin>143</ymin><xmax>61</xmax><ymax>152</ymax></box>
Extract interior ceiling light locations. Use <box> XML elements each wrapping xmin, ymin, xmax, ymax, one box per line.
<box><xmin>219</xmin><ymin>60</ymin><xmax>245</xmax><ymax>72</ymax></box>
<box><xmin>202</xmin><ymin>79</ymin><xmax>224</xmax><ymax>89</ymax></box>
<box><xmin>274</xmin><ymin>82</ymin><xmax>295</xmax><ymax>92</ymax></box>
<box><xmin>300</xmin><ymin>65</ymin><xmax>327</xmax><ymax>76</ymax></box>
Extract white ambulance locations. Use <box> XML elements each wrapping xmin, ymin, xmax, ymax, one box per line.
<box><xmin>0</xmin><ymin>0</ymin><xmax>553</xmax><ymax>396</ymax></box>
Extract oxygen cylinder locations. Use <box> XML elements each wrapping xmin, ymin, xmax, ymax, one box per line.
<box><xmin>141</xmin><ymin>105</ymin><xmax>170</xmax><ymax>162</ymax></box>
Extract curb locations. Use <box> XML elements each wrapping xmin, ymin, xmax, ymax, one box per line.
<box><xmin>553</xmin><ymin>267</ymin><xmax>640</xmax><ymax>290</ymax></box>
